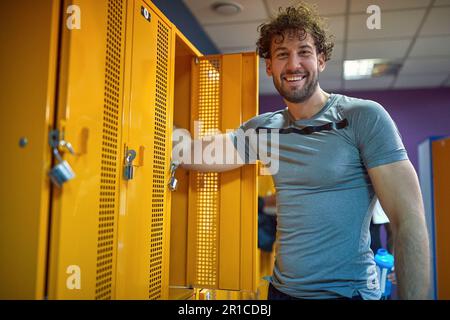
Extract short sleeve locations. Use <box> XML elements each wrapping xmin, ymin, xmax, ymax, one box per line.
<box><xmin>348</xmin><ymin>101</ymin><xmax>408</xmax><ymax>169</ymax></box>
<box><xmin>228</xmin><ymin>113</ymin><xmax>273</xmax><ymax>164</ymax></box>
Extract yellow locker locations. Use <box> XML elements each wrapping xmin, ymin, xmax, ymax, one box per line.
<box><xmin>0</xmin><ymin>0</ymin><xmax>128</xmax><ymax>299</ymax></box>
<box><xmin>169</xmin><ymin>31</ymin><xmax>260</xmax><ymax>296</ymax></box>
<box><xmin>47</xmin><ymin>0</ymin><xmax>127</xmax><ymax>299</ymax></box>
<box><xmin>187</xmin><ymin>54</ymin><xmax>259</xmax><ymax>293</ymax></box>
<box><xmin>168</xmin><ymin>30</ymin><xmax>201</xmax><ymax>299</ymax></box>
<box><xmin>432</xmin><ymin>138</ymin><xmax>450</xmax><ymax>299</ymax></box>
<box><xmin>115</xmin><ymin>0</ymin><xmax>174</xmax><ymax>300</ymax></box>
<box><xmin>0</xmin><ymin>0</ymin><xmax>259</xmax><ymax>300</ymax></box>
<box><xmin>0</xmin><ymin>0</ymin><xmax>60</xmax><ymax>299</ymax></box>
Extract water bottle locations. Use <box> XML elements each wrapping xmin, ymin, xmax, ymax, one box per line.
<box><xmin>374</xmin><ymin>248</ymin><xmax>394</xmax><ymax>299</ymax></box>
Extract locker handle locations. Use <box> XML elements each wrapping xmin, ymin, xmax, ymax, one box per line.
<box><xmin>138</xmin><ymin>145</ymin><xmax>145</xmax><ymax>166</ymax></box>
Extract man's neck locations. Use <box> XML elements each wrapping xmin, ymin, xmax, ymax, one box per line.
<box><xmin>285</xmin><ymin>88</ymin><xmax>330</xmax><ymax>121</ymax></box>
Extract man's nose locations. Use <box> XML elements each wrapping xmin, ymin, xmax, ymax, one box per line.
<box><xmin>286</xmin><ymin>54</ymin><xmax>303</xmax><ymax>72</ymax></box>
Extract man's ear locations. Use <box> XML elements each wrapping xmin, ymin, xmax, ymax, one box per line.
<box><xmin>317</xmin><ymin>52</ymin><xmax>326</xmax><ymax>73</ymax></box>
<box><xmin>265</xmin><ymin>58</ymin><xmax>273</xmax><ymax>77</ymax></box>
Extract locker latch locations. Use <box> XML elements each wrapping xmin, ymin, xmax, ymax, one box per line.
<box><xmin>123</xmin><ymin>149</ymin><xmax>137</xmax><ymax>180</ymax></box>
<box><xmin>48</xmin><ymin>129</ymin><xmax>76</xmax><ymax>187</ymax></box>
<box><xmin>168</xmin><ymin>161</ymin><xmax>180</xmax><ymax>191</ymax></box>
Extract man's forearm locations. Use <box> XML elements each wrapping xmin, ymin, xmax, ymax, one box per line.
<box><xmin>172</xmin><ymin>129</ymin><xmax>244</xmax><ymax>172</ymax></box>
<box><xmin>368</xmin><ymin>161</ymin><xmax>431</xmax><ymax>299</ymax></box>
<box><xmin>393</xmin><ymin>215</ymin><xmax>430</xmax><ymax>299</ymax></box>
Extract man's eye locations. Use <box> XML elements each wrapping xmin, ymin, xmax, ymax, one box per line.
<box><xmin>299</xmin><ymin>51</ymin><xmax>311</xmax><ymax>56</ymax></box>
<box><xmin>277</xmin><ymin>53</ymin><xmax>288</xmax><ymax>58</ymax></box>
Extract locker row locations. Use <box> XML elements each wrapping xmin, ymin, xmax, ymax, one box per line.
<box><xmin>0</xmin><ymin>0</ymin><xmax>261</xmax><ymax>299</ymax></box>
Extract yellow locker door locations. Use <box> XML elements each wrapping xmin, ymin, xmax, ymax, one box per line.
<box><xmin>432</xmin><ymin>138</ymin><xmax>450</xmax><ymax>299</ymax></box>
<box><xmin>47</xmin><ymin>0</ymin><xmax>126</xmax><ymax>299</ymax></box>
<box><xmin>186</xmin><ymin>53</ymin><xmax>259</xmax><ymax>293</ymax></box>
<box><xmin>0</xmin><ymin>0</ymin><xmax>60</xmax><ymax>299</ymax></box>
<box><xmin>115</xmin><ymin>0</ymin><xmax>174</xmax><ymax>300</ymax></box>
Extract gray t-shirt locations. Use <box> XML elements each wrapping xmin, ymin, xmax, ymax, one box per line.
<box><xmin>229</xmin><ymin>93</ymin><xmax>408</xmax><ymax>299</ymax></box>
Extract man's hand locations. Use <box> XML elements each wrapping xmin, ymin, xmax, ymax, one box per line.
<box><xmin>388</xmin><ymin>268</ymin><xmax>397</xmax><ymax>285</ymax></box>
<box><xmin>263</xmin><ymin>194</ymin><xmax>276</xmax><ymax>207</ymax></box>
<box><xmin>368</xmin><ymin>160</ymin><xmax>430</xmax><ymax>299</ymax></box>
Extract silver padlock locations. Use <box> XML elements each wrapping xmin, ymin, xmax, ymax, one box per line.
<box><xmin>123</xmin><ymin>149</ymin><xmax>137</xmax><ymax>180</ymax></box>
<box><xmin>49</xmin><ymin>149</ymin><xmax>75</xmax><ymax>187</ymax></box>
<box><xmin>168</xmin><ymin>161</ymin><xmax>180</xmax><ymax>191</ymax></box>
<box><xmin>168</xmin><ymin>176</ymin><xmax>178</xmax><ymax>191</ymax></box>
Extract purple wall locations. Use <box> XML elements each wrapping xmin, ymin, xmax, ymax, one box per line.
<box><xmin>259</xmin><ymin>88</ymin><xmax>450</xmax><ymax>171</ymax></box>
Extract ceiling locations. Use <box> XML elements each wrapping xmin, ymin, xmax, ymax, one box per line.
<box><xmin>183</xmin><ymin>0</ymin><xmax>450</xmax><ymax>94</ymax></box>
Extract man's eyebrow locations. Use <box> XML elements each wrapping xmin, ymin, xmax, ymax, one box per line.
<box><xmin>273</xmin><ymin>46</ymin><xmax>288</xmax><ymax>53</ymax></box>
<box><xmin>273</xmin><ymin>44</ymin><xmax>314</xmax><ymax>53</ymax></box>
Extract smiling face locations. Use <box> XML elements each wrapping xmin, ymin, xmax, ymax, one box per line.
<box><xmin>265</xmin><ymin>31</ymin><xmax>326</xmax><ymax>104</ymax></box>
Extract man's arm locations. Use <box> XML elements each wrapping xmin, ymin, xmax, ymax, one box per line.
<box><xmin>368</xmin><ymin>160</ymin><xmax>430</xmax><ymax>299</ymax></box>
<box><xmin>172</xmin><ymin>127</ymin><xmax>244</xmax><ymax>172</ymax></box>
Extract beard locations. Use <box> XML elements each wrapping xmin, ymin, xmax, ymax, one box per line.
<box><xmin>273</xmin><ymin>69</ymin><xmax>319</xmax><ymax>103</ymax></box>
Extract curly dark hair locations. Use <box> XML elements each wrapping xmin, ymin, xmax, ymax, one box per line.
<box><xmin>256</xmin><ymin>3</ymin><xmax>334</xmax><ymax>61</ymax></box>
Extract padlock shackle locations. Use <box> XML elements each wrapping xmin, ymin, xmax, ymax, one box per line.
<box><xmin>52</xmin><ymin>147</ymin><xmax>63</xmax><ymax>163</ymax></box>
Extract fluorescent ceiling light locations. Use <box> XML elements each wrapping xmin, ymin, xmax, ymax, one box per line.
<box><xmin>344</xmin><ymin>59</ymin><xmax>402</xmax><ymax>80</ymax></box>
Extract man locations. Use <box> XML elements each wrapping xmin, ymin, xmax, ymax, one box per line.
<box><xmin>173</xmin><ymin>4</ymin><xmax>429</xmax><ymax>300</ymax></box>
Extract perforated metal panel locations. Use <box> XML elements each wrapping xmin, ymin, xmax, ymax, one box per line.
<box><xmin>95</xmin><ymin>0</ymin><xmax>124</xmax><ymax>300</ymax></box>
<box><xmin>148</xmin><ymin>20</ymin><xmax>170</xmax><ymax>300</ymax></box>
<box><xmin>194</xmin><ymin>58</ymin><xmax>221</xmax><ymax>287</ymax></box>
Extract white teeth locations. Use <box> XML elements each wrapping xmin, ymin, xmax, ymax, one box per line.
<box><xmin>285</xmin><ymin>75</ymin><xmax>306</xmax><ymax>81</ymax></box>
